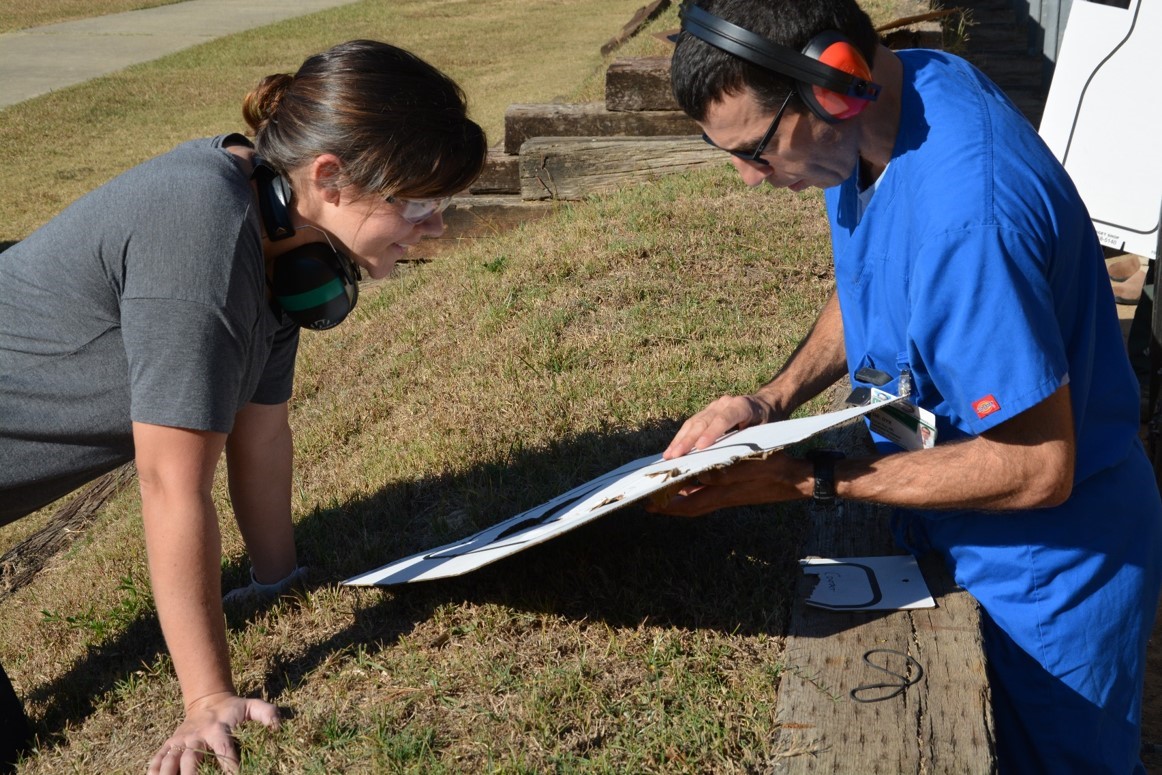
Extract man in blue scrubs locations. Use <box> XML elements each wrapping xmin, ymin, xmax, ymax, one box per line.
<box><xmin>655</xmin><ymin>0</ymin><xmax>1162</xmax><ymax>771</ymax></box>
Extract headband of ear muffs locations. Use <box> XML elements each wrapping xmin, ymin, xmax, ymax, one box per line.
<box><xmin>679</xmin><ymin>1</ymin><xmax>881</xmax><ymax>123</ymax></box>
<box><xmin>251</xmin><ymin>159</ymin><xmax>361</xmax><ymax>331</ymax></box>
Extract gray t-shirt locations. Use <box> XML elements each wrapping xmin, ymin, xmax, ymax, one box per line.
<box><xmin>0</xmin><ymin>134</ymin><xmax>300</xmax><ymax>524</ymax></box>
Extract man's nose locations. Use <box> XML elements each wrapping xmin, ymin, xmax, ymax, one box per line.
<box><xmin>731</xmin><ymin>156</ymin><xmax>772</xmax><ymax>188</ymax></box>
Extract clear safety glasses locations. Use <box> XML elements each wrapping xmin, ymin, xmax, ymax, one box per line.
<box><xmin>386</xmin><ymin>195</ymin><xmax>454</xmax><ymax>224</ymax></box>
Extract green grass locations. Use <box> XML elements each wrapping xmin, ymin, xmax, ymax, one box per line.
<box><xmin>3</xmin><ymin>166</ymin><xmax>837</xmax><ymax>773</ymax></box>
<box><xmin>0</xmin><ymin>0</ymin><xmax>653</xmax><ymax>243</ymax></box>
<box><xmin>0</xmin><ymin>0</ymin><xmax>927</xmax><ymax>770</ymax></box>
<box><xmin>0</xmin><ymin>0</ymin><xmax>184</xmax><ymax>33</ymax></box>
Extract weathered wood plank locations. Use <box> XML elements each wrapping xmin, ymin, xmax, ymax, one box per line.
<box><xmin>404</xmin><ymin>195</ymin><xmax>556</xmax><ymax>259</ymax></box>
<box><xmin>606</xmin><ymin>56</ymin><xmax>680</xmax><ymax>112</ymax></box>
<box><xmin>503</xmin><ymin>102</ymin><xmax>699</xmax><ymax>154</ymax></box>
<box><xmin>0</xmin><ymin>463</ymin><xmax>137</xmax><ymax>600</ymax></box>
<box><xmin>912</xmin><ymin>553</ymin><xmax>997</xmax><ymax>768</ymax></box>
<box><xmin>443</xmin><ymin>194</ymin><xmax>555</xmax><ymax>234</ymax></box>
<box><xmin>600</xmin><ymin>0</ymin><xmax>671</xmax><ymax>57</ymax></box>
<box><xmin>881</xmin><ymin>27</ymin><xmax>945</xmax><ymax>49</ymax></box>
<box><xmin>773</xmin><ymin>418</ymin><xmax>996</xmax><ymax>772</ymax></box>
<box><xmin>519</xmin><ymin>136</ymin><xmax>722</xmax><ymax>201</ymax></box>
<box><xmin>468</xmin><ymin>145</ymin><xmax>519</xmax><ymax>195</ymax></box>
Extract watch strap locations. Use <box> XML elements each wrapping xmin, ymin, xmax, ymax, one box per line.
<box><xmin>808</xmin><ymin>449</ymin><xmax>845</xmax><ymax>504</ymax></box>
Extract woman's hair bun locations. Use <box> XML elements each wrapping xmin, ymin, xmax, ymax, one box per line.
<box><xmin>242</xmin><ymin>73</ymin><xmax>294</xmax><ymax>134</ymax></box>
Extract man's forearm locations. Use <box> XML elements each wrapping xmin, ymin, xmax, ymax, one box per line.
<box><xmin>662</xmin><ymin>291</ymin><xmax>850</xmax><ymax>459</ymax></box>
<box><xmin>655</xmin><ymin>385</ymin><xmax>1076</xmax><ymax>517</ymax></box>
<box><xmin>837</xmin><ymin>385</ymin><xmax>1076</xmax><ymax>511</ymax></box>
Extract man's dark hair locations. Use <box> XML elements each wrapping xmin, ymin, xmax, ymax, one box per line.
<box><xmin>671</xmin><ymin>0</ymin><xmax>879</xmax><ymax>121</ymax></box>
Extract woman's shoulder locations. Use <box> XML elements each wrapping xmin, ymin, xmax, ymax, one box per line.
<box><xmin>116</xmin><ymin>135</ymin><xmax>255</xmax><ymax>215</ymax></box>
<box><xmin>145</xmin><ymin>134</ymin><xmax>252</xmax><ymax>177</ymax></box>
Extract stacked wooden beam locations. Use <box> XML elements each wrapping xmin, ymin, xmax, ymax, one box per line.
<box><xmin>954</xmin><ymin>0</ymin><xmax>1047</xmax><ymax>125</ymax></box>
<box><xmin>413</xmin><ymin>49</ymin><xmax>721</xmax><ymax>258</ymax></box>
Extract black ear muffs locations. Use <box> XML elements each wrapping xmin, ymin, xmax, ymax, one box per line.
<box><xmin>269</xmin><ymin>242</ymin><xmax>360</xmax><ymax>331</ymax></box>
<box><xmin>251</xmin><ymin>158</ymin><xmax>361</xmax><ymax>330</ymax></box>
<box><xmin>679</xmin><ymin>1</ymin><xmax>881</xmax><ymax>123</ymax></box>
<box><xmin>251</xmin><ymin>160</ymin><xmax>295</xmax><ymax>241</ymax></box>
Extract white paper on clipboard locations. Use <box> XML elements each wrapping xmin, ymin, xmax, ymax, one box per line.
<box><xmin>345</xmin><ymin>396</ymin><xmax>905</xmax><ymax>586</ymax></box>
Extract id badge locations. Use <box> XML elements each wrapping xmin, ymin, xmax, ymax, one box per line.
<box><xmin>867</xmin><ymin>388</ymin><xmax>937</xmax><ymax>450</ymax></box>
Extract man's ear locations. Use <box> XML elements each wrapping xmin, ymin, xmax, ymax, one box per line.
<box><xmin>307</xmin><ymin>153</ymin><xmax>344</xmax><ymax>205</ymax></box>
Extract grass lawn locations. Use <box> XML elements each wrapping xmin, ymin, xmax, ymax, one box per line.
<box><xmin>0</xmin><ymin>0</ymin><xmax>923</xmax><ymax>770</ymax></box>
<box><xmin>0</xmin><ymin>0</ymin><xmax>184</xmax><ymax>33</ymax></box>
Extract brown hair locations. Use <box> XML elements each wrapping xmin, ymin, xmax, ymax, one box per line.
<box><xmin>242</xmin><ymin>39</ymin><xmax>487</xmax><ymax>199</ymax></box>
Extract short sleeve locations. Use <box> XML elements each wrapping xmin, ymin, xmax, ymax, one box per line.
<box><xmin>116</xmin><ymin>173</ymin><xmax>271</xmax><ymax>433</ymax></box>
<box><xmin>249</xmin><ymin>318</ymin><xmax>299</xmax><ymax>405</ymax></box>
<box><xmin>121</xmin><ymin>297</ymin><xmax>252</xmax><ymax>433</ymax></box>
<box><xmin>908</xmin><ymin>225</ymin><xmax>1067</xmax><ymax>435</ymax></box>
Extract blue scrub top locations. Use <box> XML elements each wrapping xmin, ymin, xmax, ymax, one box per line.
<box><xmin>825</xmin><ymin>49</ymin><xmax>1141</xmax><ymax>485</ymax></box>
<box><xmin>821</xmin><ymin>51</ymin><xmax>1162</xmax><ymax>773</ymax></box>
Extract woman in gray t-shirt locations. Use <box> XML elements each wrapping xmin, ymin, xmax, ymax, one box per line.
<box><xmin>0</xmin><ymin>39</ymin><xmax>485</xmax><ymax>773</ymax></box>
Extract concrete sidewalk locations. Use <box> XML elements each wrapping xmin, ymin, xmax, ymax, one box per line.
<box><xmin>0</xmin><ymin>0</ymin><xmax>360</xmax><ymax>110</ymax></box>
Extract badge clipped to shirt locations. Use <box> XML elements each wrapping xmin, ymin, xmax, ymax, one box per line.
<box><xmin>866</xmin><ymin>389</ymin><xmax>937</xmax><ymax>450</ymax></box>
<box><xmin>844</xmin><ymin>368</ymin><xmax>937</xmax><ymax>450</ymax></box>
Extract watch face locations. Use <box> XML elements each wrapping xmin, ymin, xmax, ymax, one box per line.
<box><xmin>811</xmin><ymin>450</ymin><xmax>842</xmax><ymax>503</ymax></box>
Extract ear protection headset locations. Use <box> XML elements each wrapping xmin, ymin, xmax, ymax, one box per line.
<box><xmin>252</xmin><ymin>159</ymin><xmax>361</xmax><ymax>331</ymax></box>
<box><xmin>679</xmin><ymin>0</ymin><xmax>881</xmax><ymax>123</ymax></box>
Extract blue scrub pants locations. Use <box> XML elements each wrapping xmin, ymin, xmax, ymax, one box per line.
<box><xmin>898</xmin><ymin>443</ymin><xmax>1162</xmax><ymax>773</ymax></box>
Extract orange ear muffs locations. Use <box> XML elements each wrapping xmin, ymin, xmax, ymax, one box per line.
<box><xmin>800</xmin><ymin>31</ymin><xmax>876</xmax><ymax>122</ymax></box>
<box><xmin>678</xmin><ymin>2</ymin><xmax>881</xmax><ymax>125</ymax></box>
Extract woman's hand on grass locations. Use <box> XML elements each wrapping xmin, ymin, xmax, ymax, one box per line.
<box><xmin>147</xmin><ymin>692</ymin><xmax>280</xmax><ymax>774</ymax></box>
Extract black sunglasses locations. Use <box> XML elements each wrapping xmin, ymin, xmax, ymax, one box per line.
<box><xmin>701</xmin><ymin>90</ymin><xmax>797</xmax><ymax>167</ymax></box>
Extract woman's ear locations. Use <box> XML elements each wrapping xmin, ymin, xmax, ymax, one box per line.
<box><xmin>307</xmin><ymin>153</ymin><xmax>344</xmax><ymax>205</ymax></box>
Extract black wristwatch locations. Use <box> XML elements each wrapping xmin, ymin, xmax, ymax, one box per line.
<box><xmin>808</xmin><ymin>449</ymin><xmax>845</xmax><ymax>504</ymax></box>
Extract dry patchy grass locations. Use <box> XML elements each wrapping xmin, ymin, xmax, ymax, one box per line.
<box><xmin>2</xmin><ymin>167</ymin><xmax>837</xmax><ymax>772</ymax></box>
<box><xmin>0</xmin><ymin>0</ymin><xmax>184</xmax><ymax>33</ymax></box>
<box><xmin>0</xmin><ymin>0</ymin><xmax>936</xmax><ymax>770</ymax></box>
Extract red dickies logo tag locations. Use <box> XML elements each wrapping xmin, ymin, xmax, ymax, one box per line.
<box><xmin>972</xmin><ymin>394</ymin><xmax>1001</xmax><ymax>419</ymax></box>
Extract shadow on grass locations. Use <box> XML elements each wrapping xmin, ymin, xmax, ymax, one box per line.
<box><xmin>25</xmin><ymin>419</ymin><xmax>820</xmax><ymax>740</ymax></box>
<box><xmin>255</xmin><ymin>418</ymin><xmax>825</xmax><ymax>702</ymax></box>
